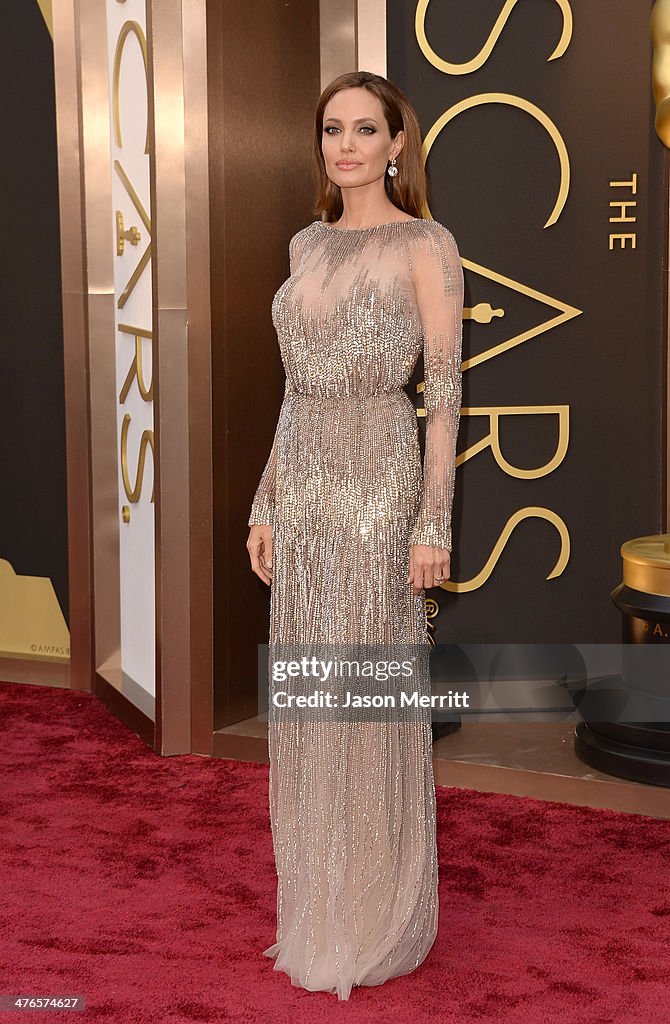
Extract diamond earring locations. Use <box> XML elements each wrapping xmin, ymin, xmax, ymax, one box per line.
<box><xmin>387</xmin><ymin>156</ymin><xmax>398</xmax><ymax>178</ymax></box>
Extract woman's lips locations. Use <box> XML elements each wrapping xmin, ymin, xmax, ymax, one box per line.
<box><xmin>336</xmin><ymin>162</ymin><xmax>361</xmax><ymax>169</ymax></box>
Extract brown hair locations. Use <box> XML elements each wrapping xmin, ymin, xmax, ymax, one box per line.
<box><xmin>312</xmin><ymin>71</ymin><xmax>428</xmax><ymax>222</ymax></box>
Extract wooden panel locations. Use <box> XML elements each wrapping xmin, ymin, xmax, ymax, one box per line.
<box><xmin>206</xmin><ymin>0</ymin><xmax>321</xmax><ymax>731</ymax></box>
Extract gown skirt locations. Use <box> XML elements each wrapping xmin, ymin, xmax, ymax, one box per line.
<box><xmin>248</xmin><ymin>217</ymin><xmax>464</xmax><ymax>1000</ymax></box>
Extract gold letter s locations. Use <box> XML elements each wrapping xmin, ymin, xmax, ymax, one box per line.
<box><xmin>415</xmin><ymin>0</ymin><xmax>573</xmax><ymax>76</ymax></box>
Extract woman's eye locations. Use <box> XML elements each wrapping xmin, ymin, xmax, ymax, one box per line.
<box><xmin>323</xmin><ymin>125</ymin><xmax>376</xmax><ymax>134</ymax></box>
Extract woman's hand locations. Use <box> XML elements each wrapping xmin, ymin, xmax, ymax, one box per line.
<box><xmin>408</xmin><ymin>544</ymin><xmax>450</xmax><ymax>596</ymax></box>
<box><xmin>247</xmin><ymin>524</ymin><xmax>273</xmax><ymax>585</ymax></box>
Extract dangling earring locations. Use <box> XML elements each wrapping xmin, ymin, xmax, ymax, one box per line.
<box><xmin>387</xmin><ymin>156</ymin><xmax>398</xmax><ymax>178</ymax></box>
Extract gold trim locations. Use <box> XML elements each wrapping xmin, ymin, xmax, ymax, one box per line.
<box><xmin>623</xmin><ymin>562</ymin><xmax>670</xmax><ymax>598</ymax></box>
<box><xmin>621</xmin><ymin>534</ymin><xmax>670</xmax><ymax>596</ymax></box>
<box><xmin>622</xmin><ymin>534</ymin><xmax>670</xmax><ymax>567</ymax></box>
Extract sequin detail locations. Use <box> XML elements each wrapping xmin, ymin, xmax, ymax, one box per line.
<box><xmin>248</xmin><ymin>217</ymin><xmax>464</xmax><ymax>1000</ymax></box>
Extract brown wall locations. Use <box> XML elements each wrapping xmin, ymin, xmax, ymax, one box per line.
<box><xmin>207</xmin><ymin>0</ymin><xmax>321</xmax><ymax>729</ymax></box>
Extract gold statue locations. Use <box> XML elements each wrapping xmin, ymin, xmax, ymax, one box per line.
<box><xmin>651</xmin><ymin>0</ymin><xmax>670</xmax><ymax>145</ymax></box>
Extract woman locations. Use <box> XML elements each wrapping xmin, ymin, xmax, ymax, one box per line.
<box><xmin>246</xmin><ymin>70</ymin><xmax>463</xmax><ymax>999</ymax></box>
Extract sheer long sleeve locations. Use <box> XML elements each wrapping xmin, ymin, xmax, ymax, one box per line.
<box><xmin>408</xmin><ymin>224</ymin><xmax>464</xmax><ymax>552</ymax></box>
<box><xmin>248</xmin><ymin>378</ymin><xmax>292</xmax><ymax>527</ymax></box>
<box><xmin>248</xmin><ymin>231</ymin><xmax>304</xmax><ymax>528</ymax></box>
<box><xmin>248</xmin><ymin>428</ymin><xmax>279</xmax><ymax>527</ymax></box>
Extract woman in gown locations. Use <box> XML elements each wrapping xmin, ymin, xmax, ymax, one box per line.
<box><xmin>246</xmin><ymin>70</ymin><xmax>463</xmax><ymax>1000</ymax></box>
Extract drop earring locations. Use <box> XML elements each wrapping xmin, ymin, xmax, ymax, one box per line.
<box><xmin>387</xmin><ymin>156</ymin><xmax>398</xmax><ymax>178</ymax></box>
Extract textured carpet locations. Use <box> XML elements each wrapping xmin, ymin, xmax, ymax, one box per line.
<box><xmin>0</xmin><ymin>679</ymin><xmax>668</xmax><ymax>1023</ymax></box>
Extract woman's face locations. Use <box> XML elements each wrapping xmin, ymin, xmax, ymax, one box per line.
<box><xmin>321</xmin><ymin>87</ymin><xmax>404</xmax><ymax>190</ymax></box>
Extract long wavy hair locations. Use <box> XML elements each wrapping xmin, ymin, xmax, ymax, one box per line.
<box><xmin>313</xmin><ymin>71</ymin><xmax>428</xmax><ymax>222</ymax></box>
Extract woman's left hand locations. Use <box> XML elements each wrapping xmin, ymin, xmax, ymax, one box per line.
<box><xmin>408</xmin><ymin>545</ymin><xmax>450</xmax><ymax>596</ymax></box>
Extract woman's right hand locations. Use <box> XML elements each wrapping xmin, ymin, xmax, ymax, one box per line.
<box><xmin>247</xmin><ymin>524</ymin><xmax>273</xmax><ymax>585</ymax></box>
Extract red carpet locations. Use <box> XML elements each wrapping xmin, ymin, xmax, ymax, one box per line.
<box><xmin>0</xmin><ymin>680</ymin><xmax>668</xmax><ymax>1023</ymax></box>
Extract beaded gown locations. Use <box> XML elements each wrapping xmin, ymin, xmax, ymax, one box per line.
<box><xmin>248</xmin><ymin>216</ymin><xmax>463</xmax><ymax>1000</ymax></box>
